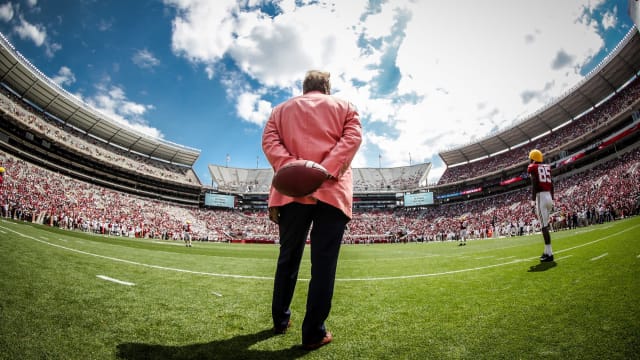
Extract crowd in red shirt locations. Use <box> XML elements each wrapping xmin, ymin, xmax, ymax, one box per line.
<box><xmin>1</xmin><ymin>145</ymin><xmax>638</xmax><ymax>244</ymax></box>
<box><xmin>0</xmin><ymin>88</ymin><xmax>199</xmax><ymax>185</ymax></box>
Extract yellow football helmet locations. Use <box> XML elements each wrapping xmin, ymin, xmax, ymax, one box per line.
<box><xmin>529</xmin><ymin>149</ymin><xmax>543</xmax><ymax>163</ymax></box>
<box><xmin>0</xmin><ymin>166</ymin><xmax>5</xmax><ymax>173</ymax></box>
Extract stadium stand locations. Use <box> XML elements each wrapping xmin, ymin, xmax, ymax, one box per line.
<box><xmin>0</xmin><ymin>33</ymin><xmax>202</xmax><ymax>205</ymax></box>
<box><xmin>1</xmin><ymin>145</ymin><xmax>638</xmax><ymax>244</ymax></box>
<box><xmin>208</xmin><ymin>162</ymin><xmax>431</xmax><ymax>194</ymax></box>
<box><xmin>0</xmin><ymin>29</ymin><xmax>639</xmax><ymax>245</ymax></box>
<box><xmin>438</xmin><ymin>77</ymin><xmax>640</xmax><ymax>185</ymax></box>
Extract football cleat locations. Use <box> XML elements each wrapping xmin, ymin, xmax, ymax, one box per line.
<box><xmin>540</xmin><ymin>253</ymin><xmax>554</xmax><ymax>262</ymax></box>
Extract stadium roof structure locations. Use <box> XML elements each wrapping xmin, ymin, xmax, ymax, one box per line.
<box><xmin>0</xmin><ymin>33</ymin><xmax>201</xmax><ymax>166</ymax></box>
<box><xmin>438</xmin><ymin>28</ymin><xmax>640</xmax><ymax>166</ymax></box>
<box><xmin>208</xmin><ymin>162</ymin><xmax>432</xmax><ymax>194</ymax></box>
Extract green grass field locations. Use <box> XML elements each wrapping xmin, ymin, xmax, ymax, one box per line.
<box><xmin>0</xmin><ymin>216</ymin><xmax>639</xmax><ymax>360</ymax></box>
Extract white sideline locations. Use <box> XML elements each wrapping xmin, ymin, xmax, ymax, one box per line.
<box><xmin>0</xmin><ymin>225</ymin><xmax>273</xmax><ymax>280</ymax></box>
<box><xmin>1</xmin><ymin>223</ymin><xmax>638</xmax><ymax>282</ymax></box>
<box><xmin>590</xmin><ymin>253</ymin><xmax>609</xmax><ymax>261</ymax></box>
<box><xmin>97</xmin><ymin>275</ymin><xmax>135</xmax><ymax>286</ymax></box>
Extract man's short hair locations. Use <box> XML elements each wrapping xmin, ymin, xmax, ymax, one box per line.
<box><xmin>303</xmin><ymin>70</ymin><xmax>331</xmax><ymax>94</ymax></box>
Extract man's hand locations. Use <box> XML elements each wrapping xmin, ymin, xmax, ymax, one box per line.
<box><xmin>268</xmin><ymin>207</ymin><xmax>280</xmax><ymax>224</ymax></box>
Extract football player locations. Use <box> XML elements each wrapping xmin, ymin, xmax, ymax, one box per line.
<box><xmin>182</xmin><ymin>220</ymin><xmax>192</xmax><ymax>247</ymax></box>
<box><xmin>458</xmin><ymin>218</ymin><xmax>468</xmax><ymax>246</ymax></box>
<box><xmin>527</xmin><ymin>149</ymin><xmax>554</xmax><ymax>262</ymax></box>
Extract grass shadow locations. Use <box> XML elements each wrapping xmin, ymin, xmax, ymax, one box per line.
<box><xmin>116</xmin><ymin>329</ymin><xmax>309</xmax><ymax>360</ymax></box>
<box><xmin>528</xmin><ymin>261</ymin><xmax>557</xmax><ymax>272</ymax></box>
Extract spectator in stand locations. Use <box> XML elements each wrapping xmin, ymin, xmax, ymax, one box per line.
<box><xmin>0</xmin><ymin>143</ymin><xmax>637</xmax><ymax>248</ymax></box>
<box><xmin>262</xmin><ymin>70</ymin><xmax>362</xmax><ymax>350</ymax></box>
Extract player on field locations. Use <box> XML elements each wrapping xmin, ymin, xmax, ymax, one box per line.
<box><xmin>182</xmin><ymin>220</ymin><xmax>192</xmax><ymax>247</ymax></box>
<box><xmin>1</xmin><ymin>166</ymin><xmax>6</xmax><ymax>217</ymax></box>
<box><xmin>527</xmin><ymin>149</ymin><xmax>555</xmax><ymax>262</ymax></box>
<box><xmin>458</xmin><ymin>218</ymin><xmax>468</xmax><ymax>246</ymax></box>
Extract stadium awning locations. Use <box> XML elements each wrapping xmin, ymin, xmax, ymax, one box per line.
<box><xmin>0</xmin><ymin>33</ymin><xmax>201</xmax><ymax>166</ymax></box>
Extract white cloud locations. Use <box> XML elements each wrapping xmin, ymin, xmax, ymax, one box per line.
<box><xmin>228</xmin><ymin>2</ymin><xmax>369</xmax><ymax>88</ymax></box>
<box><xmin>132</xmin><ymin>49</ymin><xmax>160</xmax><ymax>69</ymax></box>
<box><xmin>84</xmin><ymin>81</ymin><xmax>163</xmax><ymax>139</ymax></box>
<box><xmin>97</xmin><ymin>19</ymin><xmax>113</xmax><ymax>32</ymax></box>
<box><xmin>236</xmin><ymin>91</ymin><xmax>272</xmax><ymax>126</ymax></box>
<box><xmin>164</xmin><ymin>0</ymin><xmax>615</xmax><ymax>178</ymax></box>
<box><xmin>0</xmin><ymin>2</ymin><xmax>14</xmax><ymax>22</ymax></box>
<box><xmin>14</xmin><ymin>16</ymin><xmax>46</xmax><ymax>46</ymax></box>
<box><xmin>602</xmin><ymin>7</ymin><xmax>617</xmax><ymax>30</ymax></box>
<box><xmin>164</xmin><ymin>0</ymin><xmax>237</xmax><ymax>63</ymax></box>
<box><xmin>50</xmin><ymin>66</ymin><xmax>75</xmax><ymax>87</ymax></box>
<box><xmin>378</xmin><ymin>0</ymin><xmax>606</xmax><ymax>168</ymax></box>
<box><xmin>45</xmin><ymin>41</ymin><xmax>61</xmax><ymax>58</ymax></box>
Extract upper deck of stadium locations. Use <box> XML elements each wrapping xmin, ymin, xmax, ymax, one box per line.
<box><xmin>438</xmin><ymin>28</ymin><xmax>640</xmax><ymax>167</ymax></box>
<box><xmin>0</xmin><ymin>33</ymin><xmax>200</xmax><ymax>167</ymax></box>
<box><xmin>0</xmin><ymin>26</ymin><xmax>638</xmax><ymax>195</ymax></box>
<box><xmin>208</xmin><ymin>162</ymin><xmax>432</xmax><ymax>194</ymax></box>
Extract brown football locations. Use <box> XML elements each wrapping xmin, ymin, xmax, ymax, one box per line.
<box><xmin>272</xmin><ymin>160</ymin><xmax>329</xmax><ymax>197</ymax></box>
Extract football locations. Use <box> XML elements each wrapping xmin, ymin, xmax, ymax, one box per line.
<box><xmin>272</xmin><ymin>160</ymin><xmax>329</xmax><ymax>197</ymax></box>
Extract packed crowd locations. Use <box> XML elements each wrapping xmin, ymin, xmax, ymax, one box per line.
<box><xmin>1</xmin><ymin>144</ymin><xmax>638</xmax><ymax>244</ymax></box>
<box><xmin>349</xmin><ymin>147</ymin><xmax>639</xmax><ymax>243</ymax></box>
<box><xmin>0</xmin><ymin>87</ymin><xmax>199</xmax><ymax>185</ymax></box>
<box><xmin>438</xmin><ymin>77</ymin><xmax>640</xmax><ymax>185</ymax></box>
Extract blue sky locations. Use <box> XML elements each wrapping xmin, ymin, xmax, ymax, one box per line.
<box><xmin>0</xmin><ymin>0</ymin><xmax>635</xmax><ymax>185</ymax></box>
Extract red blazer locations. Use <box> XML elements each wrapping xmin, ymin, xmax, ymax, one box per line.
<box><xmin>262</xmin><ymin>91</ymin><xmax>362</xmax><ymax>219</ymax></box>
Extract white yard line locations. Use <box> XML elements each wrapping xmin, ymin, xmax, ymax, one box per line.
<box><xmin>97</xmin><ymin>275</ymin><xmax>135</xmax><ymax>286</ymax></box>
<box><xmin>2</xmin><ymin>223</ymin><xmax>638</xmax><ymax>282</ymax></box>
<box><xmin>590</xmin><ymin>253</ymin><xmax>609</xmax><ymax>261</ymax></box>
<box><xmin>1</xmin><ymin>225</ymin><xmax>273</xmax><ymax>280</ymax></box>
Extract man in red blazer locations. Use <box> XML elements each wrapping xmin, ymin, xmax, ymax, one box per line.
<box><xmin>262</xmin><ymin>70</ymin><xmax>362</xmax><ymax>350</ymax></box>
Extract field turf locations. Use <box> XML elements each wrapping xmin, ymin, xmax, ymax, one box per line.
<box><xmin>0</xmin><ymin>216</ymin><xmax>639</xmax><ymax>359</ymax></box>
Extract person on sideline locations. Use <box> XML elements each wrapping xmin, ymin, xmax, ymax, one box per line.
<box><xmin>527</xmin><ymin>149</ymin><xmax>555</xmax><ymax>262</ymax></box>
<box><xmin>262</xmin><ymin>70</ymin><xmax>362</xmax><ymax>350</ymax></box>
<box><xmin>182</xmin><ymin>220</ymin><xmax>192</xmax><ymax>247</ymax></box>
<box><xmin>458</xmin><ymin>218</ymin><xmax>468</xmax><ymax>246</ymax></box>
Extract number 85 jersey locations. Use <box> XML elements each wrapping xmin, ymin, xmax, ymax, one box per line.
<box><xmin>527</xmin><ymin>163</ymin><xmax>554</xmax><ymax>197</ymax></box>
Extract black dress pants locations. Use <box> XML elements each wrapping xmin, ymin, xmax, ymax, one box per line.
<box><xmin>271</xmin><ymin>201</ymin><xmax>348</xmax><ymax>344</ymax></box>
